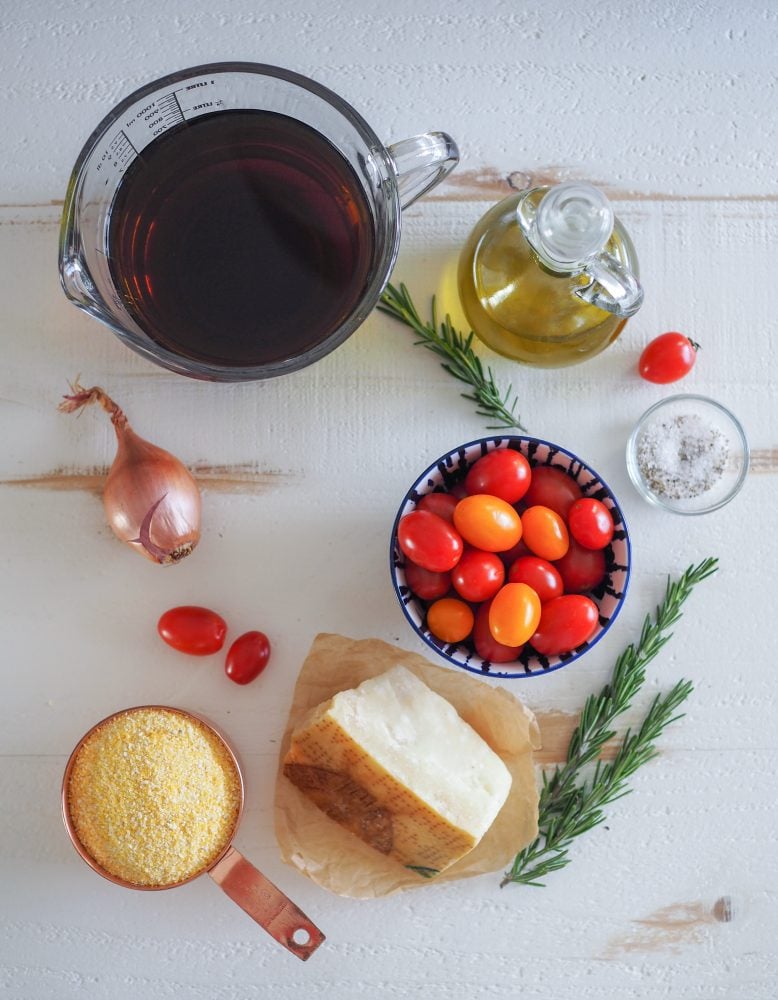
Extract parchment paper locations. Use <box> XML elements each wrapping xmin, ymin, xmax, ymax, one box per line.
<box><xmin>274</xmin><ymin>633</ymin><xmax>541</xmax><ymax>898</ymax></box>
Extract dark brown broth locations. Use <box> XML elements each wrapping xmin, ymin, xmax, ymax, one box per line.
<box><xmin>108</xmin><ymin>110</ymin><xmax>375</xmax><ymax>367</ymax></box>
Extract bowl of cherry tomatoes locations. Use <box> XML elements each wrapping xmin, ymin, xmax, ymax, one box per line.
<box><xmin>390</xmin><ymin>436</ymin><xmax>631</xmax><ymax>678</ymax></box>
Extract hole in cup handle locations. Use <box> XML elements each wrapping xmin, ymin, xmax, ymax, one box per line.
<box><xmin>208</xmin><ymin>846</ymin><xmax>325</xmax><ymax>960</ymax></box>
<box><xmin>387</xmin><ymin>132</ymin><xmax>460</xmax><ymax>210</ymax></box>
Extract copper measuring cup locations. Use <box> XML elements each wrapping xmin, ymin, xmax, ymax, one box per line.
<box><xmin>61</xmin><ymin>705</ymin><xmax>324</xmax><ymax>961</ymax></box>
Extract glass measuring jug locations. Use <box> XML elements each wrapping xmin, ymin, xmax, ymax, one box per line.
<box><xmin>62</xmin><ymin>705</ymin><xmax>325</xmax><ymax>961</ymax></box>
<box><xmin>59</xmin><ymin>63</ymin><xmax>459</xmax><ymax>381</ymax></box>
<box><xmin>457</xmin><ymin>182</ymin><xmax>643</xmax><ymax>367</ymax></box>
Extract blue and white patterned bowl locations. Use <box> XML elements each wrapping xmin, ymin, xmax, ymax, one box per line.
<box><xmin>390</xmin><ymin>436</ymin><xmax>631</xmax><ymax>679</ymax></box>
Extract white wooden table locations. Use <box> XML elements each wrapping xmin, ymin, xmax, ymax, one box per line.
<box><xmin>2</xmin><ymin>3</ymin><xmax>776</xmax><ymax>997</ymax></box>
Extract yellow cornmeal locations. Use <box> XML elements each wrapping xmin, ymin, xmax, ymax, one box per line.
<box><xmin>67</xmin><ymin>708</ymin><xmax>241</xmax><ymax>887</ymax></box>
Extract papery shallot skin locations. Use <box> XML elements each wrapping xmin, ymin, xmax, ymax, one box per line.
<box><xmin>59</xmin><ymin>382</ymin><xmax>202</xmax><ymax>564</ymax></box>
<box><xmin>104</xmin><ymin>426</ymin><xmax>201</xmax><ymax>564</ymax></box>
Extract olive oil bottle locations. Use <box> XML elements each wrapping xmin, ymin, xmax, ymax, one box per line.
<box><xmin>458</xmin><ymin>183</ymin><xmax>643</xmax><ymax>368</ymax></box>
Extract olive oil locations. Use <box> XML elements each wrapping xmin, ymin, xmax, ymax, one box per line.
<box><xmin>457</xmin><ymin>187</ymin><xmax>640</xmax><ymax>368</ymax></box>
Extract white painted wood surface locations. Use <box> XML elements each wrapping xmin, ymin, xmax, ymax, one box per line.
<box><xmin>2</xmin><ymin>3</ymin><xmax>777</xmax><ymax>997</ymax></box>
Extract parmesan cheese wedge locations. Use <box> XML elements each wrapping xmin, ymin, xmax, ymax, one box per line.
<box><xmin>283</xmin><ymin>665</ymin><xmax>512</xmax><ymax>874</ymax></box>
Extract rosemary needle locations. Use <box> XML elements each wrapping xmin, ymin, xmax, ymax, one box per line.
<box><xmin>378</xmin><ymin>282</ymin><xmax>525</xmax><ymax>431</ymax></box>
<box><xmin>503</xmin><ymin>557</ymin><xmax>719</xmax><ymax>888</ymax></box>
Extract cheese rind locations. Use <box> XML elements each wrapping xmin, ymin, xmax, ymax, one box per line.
<box><xmin>283</xmin><ymin>666</ymin><xmax>512</xmax><ymax>872</ymax></box>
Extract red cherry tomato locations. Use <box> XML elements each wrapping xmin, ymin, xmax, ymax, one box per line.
<box><xmin>508</xmin><ymin>556</ymin><xmax>564</xmax><ymax>603</ymax></box>
<box><xmin>404</xmin><ymin>561</ymin><xmax>452</xmax><ymax>601</ymax></box>
<box><xmin>157</xmin><ymin>606</ymin><xmax>227</xmax><ymax>655</ymax></box>
<box><xmin>473</xmin><ymin>599</ymin><xmax>524</xmax><ymax>663</ymax></box>
<box><xmin>499</xmin><ymin>537</ymin><xmax>531</xmax><ymax>566</ymax></box>
<box><xmin>465</xmin><ymin>449</ymin><xmax>531</xmax><ymax>504</ymax></box>
<box><xmin>530</xmin><ymin>595</ymin><xmax>599</xmax><ymax>656</ymax></box>
<box><xmin>522</xmin><ymin>465</ymin><xmax>582</xmax><ymax>519</ymax></box>
<box><xmin>451</xmin><ymin>547</ymin><xmax>505</xmax><ymax>603</ymax></box>
<box><xmin>639</xmin><ymin>331</ymin><xmax>699</xmax><ymax>384</ymax></box>
<box><xmin>416</xmin><ymin>492</ymin><xmax>459</xmax><ymax>524</ymax></box>
<box><xmin>521</xmin><ymin>505</ymin><xmax>569</xmax><ymax>561</ymax></box>
<box><xmin>453</xmin><ymin>495</ymin><xmax>522</xmax><ymax>552</ymax></box>
<box><xmin>488</xmin><ymin>582</ymin><xmax>541</xmax><ymax>647</ymax></box>
<box><xmin>397</xmin><ymin>510</ymin><xmax>463</xmax><ymax>572</ymax></box>
<box><xmin>427</xmin><ymin>597</ymin><xmax>474</xmax><ymax>644</ymax></box>
<box><xmin>554</xmin><ymin>538</ymin><xmax>606</xmax><ymax>593</ymax></box>
<box><xmin>225</xmin><ymin>631</ymin><xmax>271</xmax><ymax>685</ymax></box>
<box><xmin>567</xmin><ymin>498</ymin><xmax>614</xmax><ymax>550</ymax></box>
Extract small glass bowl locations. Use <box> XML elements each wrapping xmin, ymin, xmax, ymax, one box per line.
<box><xmin>626</xmin><ymin>394</ymin><xmax>749</xmax><ymax>515</ymax></box>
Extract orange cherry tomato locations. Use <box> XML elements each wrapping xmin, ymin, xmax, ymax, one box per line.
<box><xmin>488</xmin><ymin>582</ymin><xmax>541</xmax><ymax>647</ymax></box>
<box><xmin>426</xmin><ymin>597</ymin><xmax>475</xmax><ymax>644</ymax></box>
<box><xmin>521</xmin><ymin>505</ymin><xmax>569</xmax><ymax>561</ymax></box>
<box><xmin>473</xmin><ymin>599</ymin><xmax>524</xmax><ymax>664</ymax></box>
<box><xmin>453</xmin><ymin>495</ymin><xmax>522</xmax><ymax>552</ymax></box>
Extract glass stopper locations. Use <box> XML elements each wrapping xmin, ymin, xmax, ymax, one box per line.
<box><xmin>535</xmin><ymin>182</ymin><xmax>614</xmax><ymax>268</ymax></box>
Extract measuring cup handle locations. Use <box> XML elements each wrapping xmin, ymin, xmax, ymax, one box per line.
<box><xmin>208</xmin><ymin>847</ymin><xmax>325</xmax><ymax>960</ymax></box>
<box><xmin>386</xmin><ymin>132</ymin><xmax>459</xmax><ymax>210</ymax></box>
<box><xmin>577</xmin><ymin>252</ymin><xmax>644</xmax><ymax>318</ymax></box>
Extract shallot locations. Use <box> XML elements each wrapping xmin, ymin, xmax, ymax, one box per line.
<box><xmin>59</xmin><ymin>382</ymin><xmax>201</xmax><ymax>564</ymax></box>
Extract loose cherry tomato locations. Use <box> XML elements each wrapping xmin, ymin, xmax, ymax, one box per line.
<box><xmin>397</xmin><ymin>510</ymin><xmax>463</xmax><ymax>572</ymax></box>
<box><xmin>567</xmin><ymin>498</ymin><xmax>614</xmax><ymax>550</ymax></box>
<box><xmin>554</xmin><ymin>538</ymin><xmax>606</xmax><ymax>593</ymax></box>
<box><xmin>453</xmin><ymin>495</ymin><xmax>522</xmax><ymax>552</ymax></box>
<box><xmin>465</xmin><ymin>448</ymin><xmax>531</xmax><ymax>504</ymax></box>
<box><xmin>522</xmin><ymin>465</ymin><xmax>582</xmax><ymax>519</ymax></box>
<box><xmin>521</xmin><ymin>505</ymin><xmax>569</xmax><ymax>561</ymax></box>
<box><xmin>529</xmin><ymin>595</ymin><xmax>599</xmax><ymax>656</ymax></box>
<box><xmin>426</xmin><ymin>597</ymin><xmax>474</xmax><ymax>644</ymax></box>
<box><xmin>488</xmin><ymin>582</ymin><xmax>541</xmax><ymax>647</ymax></box>
<box><xmin>473</xmin><ymin>599</ymin><xmax>524</xmax><ymax>663</ymax></box>
<box><xmin>157</xmin><ymin>606</ymin><xmax>227</xmax><ymax>655</ymax></box>
<box><xmin>508</xmin><ymin>556</ymin><xmax>564</xmax><ymax>603</ymax></box>
<box><xmin>416</xmin><ymin>492</ymin><xmax>458</xmax><ymax>524</ymax></box>
<box><xmin>451</xmin><ymin>547</ymin><xmax>505</xmax><ymax>603</ymax></box>
<box><xmin>404</xmin><ymin>561</ymin><xmax>452</xmax><ymax>601</ymax></box>
<box><xmin>638</xmin><ymin>331</ymin><xmax>699</xmax><ymax>384</ymax></box>
<box><xmin>225</xmin><ymin>630</ymin><xmax>271</xmax><ymax>685</ymax></box>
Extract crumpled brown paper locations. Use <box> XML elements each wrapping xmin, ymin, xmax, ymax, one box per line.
<box><xmin>274</xmin><ymin>634</ymin><xmax>541</xmax><ymax>898</ymax></box>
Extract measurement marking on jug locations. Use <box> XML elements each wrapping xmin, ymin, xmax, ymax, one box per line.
<box><xmin>160</xmin><ymin>90</ymin><xmax>186</xmax><ymax>122</ymax></box>
<box><xmin>96</xmin><ymin>130</ymin><xmax>137</xmax><ymax>177</ymax></box>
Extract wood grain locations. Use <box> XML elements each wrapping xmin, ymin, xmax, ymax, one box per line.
<box><xmin>5</xmin><ymin>178</ymin><xmax>778</xmax><ymax>219</ymax></box>
<box><xmin>3</xmin><ymin>450</ymin><xmax>774</xmax><ymax>496</ymax></box>
<box><xmin>0</xmin><ymin>465</ymin><xmax>297</xmax><ymax>495</ymax></box>
<box><xmin>602</xmin><ymin>897</ymin><xmax>734</xmax><ymax>957</ymax></box>
<box><xmin>533</xmin><ymin>710</ymin><xmax>618</xmax><ymax>765</ymax></box>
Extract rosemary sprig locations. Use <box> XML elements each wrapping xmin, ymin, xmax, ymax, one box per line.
<box><xmin>378</xmin><ymin>282</ymin><xmax>525</xmax><ymax>431</ymax></box>
<box><xmin>503</xmin><ymin>557</ymin><xmax>718</xmax><ymax>888</ymax></box>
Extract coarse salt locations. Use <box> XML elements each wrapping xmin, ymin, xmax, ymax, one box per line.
<box><xmin>636</xmin><ymin>411</ymin><xmax>729</xmax><ymax>500</ymax></box>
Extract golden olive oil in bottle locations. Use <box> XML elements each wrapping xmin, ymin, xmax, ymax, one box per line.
<box><xmin>458</xmin><ymin>184</ymin><xmax>643</xmax><ymax>368</ymax></box>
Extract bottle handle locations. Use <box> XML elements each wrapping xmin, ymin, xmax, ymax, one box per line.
<box><xmin>208</xmin><ymin>846</ymin><xmax>325</xmax><ymax>961</ymax></box>
<box><xmin>386</xmin><ymin>132</ymin><xmax>460</xmax><ymax>210</ymax></box>
<box><xmin>576</xmin><ymin>252</ymin><xmax>644</xmax><ymax>318</ymax></box>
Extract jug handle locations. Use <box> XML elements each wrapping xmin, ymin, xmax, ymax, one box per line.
<box><xmin>208</xmin><ymin>846</ymin><xmax>325</xmax><ymax>961</ymax></box>
<box><xmin>576</xmin><ymin>251</ymin><xmax>644</xmax><ymax>318</ymax></box>
<box><xmin>387</xmin><ymin>132</ymin><xmax>460</xmax><ymax>210</ymax></box>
